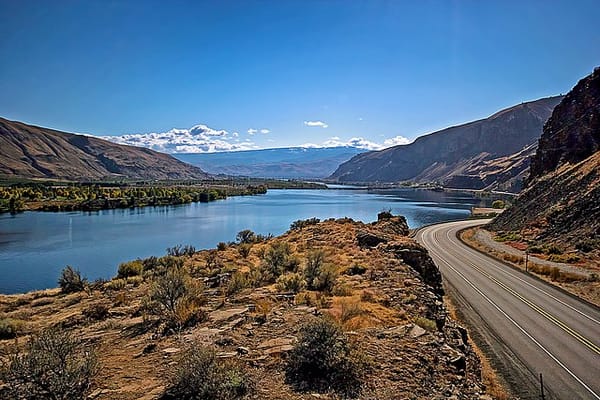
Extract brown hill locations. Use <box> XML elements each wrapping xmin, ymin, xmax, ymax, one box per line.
<box><xmin>489</xmin><ymin>68</ymin><xmax>600</xmax><ymax>251</ymax></box>
<box><xmin>0</xmin><ymin>118</ymin><xmax>209</xmax><ymax>180</ymax></box>
<box><xmin>329</xmin><ymin>96</ymin><xmax>563</xmax><ymax>192</ymax></box>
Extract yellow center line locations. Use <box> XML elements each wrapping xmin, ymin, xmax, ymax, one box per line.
<box><xmin>461</xmin><ymin>256</ymin><xmax>600</xmax><ymax>356</ymax></box>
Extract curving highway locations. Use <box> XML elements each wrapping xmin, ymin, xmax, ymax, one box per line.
<box><xmin>416</xmin><ymin>220</ymin><xmax>600</xmax><ymax>400</ymax></box>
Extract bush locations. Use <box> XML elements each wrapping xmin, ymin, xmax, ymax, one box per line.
<box><xmin>217</xmin><ymin>242</ymin><xmax>228</xmax><ymax>251</ymax></box>
<box><xmin>304</xmin><ymin>251</ymin><xmax>338</xmax><ymax>293</ymax></box>
<box><xmin>290</xmin><ymin>217</ymin><xmax>320</xmax><ymax>231</ymax></box>
<box><xmin>0</xmin><ymin>327</ymin><xmax>98</xmax><ymax>399</ymax></box>
<box><xmin>105</xmin><ymin>278</ymin><xmax>127</xmax><ymax>291</ymax></box>
<box><xmin>260</xmin><ymin>242</ymin><xmax>294</xmax><ymax>282</ymax></box>
<box><xmin>238</xmin><ymin>243</ymin><xmax>253</xmax><ymax>259</ymax></box>
<box><xmin>345</xmin><ymin>264</ymin><xmax>367</xmax><ymax>276</ymax></box>
<box><xmin>285</xmin><ymin>318</ymin><xmax>367</xmax><ymax>397</ymax></box>
<box><xmin>150</xmin><ymin>268</ymin><xmax>206</xmax><ymax>331</ymax></box>
<box><xmin>166</xmin><ymin>244</ymin><xmax>196</xmax><ymax>257</ymax></box>
<box><xmin>82</xmin><ymin>303</ymin><xmax>110</xmax><ymax>321</ymax></box>
<box><xmin>58</xmin><ymin>266</ymin><xmax>87</xmax><ymax>293</ymax></box>
<box><xmin>236</xmin><ymin>229</ymin><xmax>257</xmax><ymax>244</ymax></box>
<box><xmin>276</xmin><ymin>273</ymin><xmax>306</xmax><ymax>293</ymax></box>
<box><xmin>226</xmin><ymin>272</ymin><xmax>249</xmax><ymax>296</ymax></box>
<box><xmin>162</xmin><ymin>344</ymin><xmax>251</xmax><ymax>400</ymax></box>
<box><xmin>117</xmin><ymin>260</ymin><xmax>144</xmax><ymax>278</ymax></box>
<box><xmin>0</xmin><ymin>318</ymin><xmax>25</xmax><ymax>339</ymax></box>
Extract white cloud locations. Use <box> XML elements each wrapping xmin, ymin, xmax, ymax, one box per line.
<box><xmin>247</xmin><ymin>128</ymin><xmax>270</xmax><ymax>135</ymax></box>
<box><xmin>300</xmin><ymin>135</ymin><xmax>413</xmax><ymax>151</ymax></box>
<box><xmin>99</xmin><ymin>124</ymin><xmax>258</xmax><ymax>154</ymax></box>
<box><xmin>304</xmin><ymin>120</ymin><xmax>328</xmax><ymax>128</ymax></box>
<box><xmin>383</xmin><ymin>135</ymin><xmax>411</xmax><ymax>146</ymax></box>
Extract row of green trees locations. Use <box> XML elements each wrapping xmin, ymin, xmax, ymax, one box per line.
<box><xmin>0</xmin><ymin>183</ymin><xmax>267</xmax><ymax>213</ymax></box>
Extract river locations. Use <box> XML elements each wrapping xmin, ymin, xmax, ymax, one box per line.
<box><xmin>0</xmin><ymin>188</ymin><xmax>493</xmax><ymax>294</ymax></box>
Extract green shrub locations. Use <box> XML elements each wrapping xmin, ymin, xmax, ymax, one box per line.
<box><xmin>276</xmin><ymin>273</ymin><xmax>306</xmax><ymax>293</ymax></box>
<box><xmin>117</xmin><ymin>260</ymin><xmax>143</xmax><ymax>278</ymax></box>
<box><xmin>58</xmin><ymin>266</ymin><xmax>87</xmax><ymax>293</ymax></box>
<box><xmin>0</xmin><ymin>318</ymin><xmax>25</xmax><ymax>339</ymax></box>
<box><xmin>0</xmin><ymin>327</ymin><xmax>98</xmax><ymax>399</ymax></box>
<box><xmin>217</xmin><ymin>242</ymin><xmax>228</xmax><ymax>251</ymax></box>
<box><xmin>285</xmin><ymin>318</ymin><xmax>367</xmax><ymax>397</ymax></box>
<box><xmin>544</xmin><ymin>244</ymin><xmax>563</xmax><ymax>255</ymax></box>
<box><xmin>162</xmin><ymin>344</ymin><xmax>252</xmax><ymax>400</ymax></box>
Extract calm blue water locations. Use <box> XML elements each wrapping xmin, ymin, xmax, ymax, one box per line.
<box><xmin>0</xmin><ymin>188</ymin><xmax>491</xmax><ymax>294</ymax></box>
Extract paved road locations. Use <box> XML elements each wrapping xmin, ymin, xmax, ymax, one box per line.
<box><xmin>416</xmin><ymin>220</ymin><xmax>600</xmax><ymax>400</ymax></box>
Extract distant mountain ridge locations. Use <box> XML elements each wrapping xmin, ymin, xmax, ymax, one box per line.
<box><xmin>329</xmin><ymin>96</ymin><xmax>564</xmax><ymax>192</ymax></box>
<box><xmin>0</xmin><ymin>118</ymin><xmax>209</xmax><ymax>181</ymax></box>
<box><xmin>175</xmin><ymin>146</ymin><xmax>366</xmax><ymax>178</ymax></box>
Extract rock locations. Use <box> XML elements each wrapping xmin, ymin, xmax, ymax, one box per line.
<box><xmin>209</xmin><ymin>307</ymin><xmax>249</xmax><ymax>324</ymax></box>
<box><xmin>409</xmin><ymin>324</ymin><xmax>427</xmax><ymax>338</ymax></box>
<box><xmin>357</xmin><ymin>230</ymin><xmax>389</xmax><ymax>248</ymax></box>
<box><xmin>258</xmin><ymin>337</ymin><xmax>296</xmax><ymax>355</ymax></box>
<box><xmin>236</xmin><ymin>346</ymin><xmax>250</xmax><ymax>355</ymax></box>
<box><xmin>162</xmin><ymin>347</ymin><xmax>180</xmax><ymax>354</ymax></box>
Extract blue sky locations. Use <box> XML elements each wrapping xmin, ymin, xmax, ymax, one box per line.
<box><xmin>1</xmin><ymin>0</ymin><xmax>599</xmax><ymax>152</ymax></box>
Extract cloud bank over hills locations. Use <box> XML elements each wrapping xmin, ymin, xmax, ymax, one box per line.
<box><xmin>99</xmin><ymin>124</ymin><xmax>412</xmax><ymax>154</ymax></box>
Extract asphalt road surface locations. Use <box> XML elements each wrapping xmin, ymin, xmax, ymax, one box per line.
<box><xmin>416</xmin><ymin>220</ymin><xmax>600</xmax><ymax>400</ymax></box>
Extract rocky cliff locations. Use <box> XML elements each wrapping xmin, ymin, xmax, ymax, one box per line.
<box><xmin>0</xmin><ymin>118</ymin><xmax>210</xmax><ymax>181</ymax></box>
<box><xmin>489</xmin><ymin>68</ymin><xmax>600</xmax><ymax>249</ymax></box>
<box><xmin>329</xmin><ymin>96</ymin><xmax>563</xmax><ymax>192</ymax></box>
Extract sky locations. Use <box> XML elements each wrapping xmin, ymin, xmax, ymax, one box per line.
<box><xmin>1</xmin><ymin>0</ymin><xmax>599</xmax><ymax>153</ymax></box>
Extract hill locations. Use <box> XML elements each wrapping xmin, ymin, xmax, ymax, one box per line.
<box><xmin>489</xmin><ymin>68</ymin><xmax>600</xmax><ymax>253</ymax></box>
<box><xmin>0</xmin><ymin>214</ymin><xmax>488</xmax><ymax>399</ymax></box>
<box><xmin>0</xmin><ymin>118</ymin><xmax>209</xmax><ymax>181</ymax></box>
<box><xmin>329</xmin><ymin>96</ymin><xmax>563</xmax><ymax>192</ymax></box>
<box><xmin>174</xmin><ymin>146</ymin><xmax>366</xmax><ymax>179</ymax></box>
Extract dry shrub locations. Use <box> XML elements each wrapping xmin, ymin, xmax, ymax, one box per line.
<box><xmin>0</xmin><ymin>327</ymin><xmax>98</xmax><ymax>400</ymax></box>
<box><xmin>254</xmin><ymin>298</ymin><xmax>273</xmax><ymax>323</ymax></box>
<box><xmin>276</xmin><ymin>272</ymin><xmax>306</xmax><ymax>293</ymax></box>
<box><xmin>150</xmin><ymin>267</ymin><xmax>206</xmax><ymax>331</ymax></box>
<box><xmin>332</xmin><ymin>282</ymin><xmax>353</xmax><ymax>297</ymax></box>
<box><xmin>117</xmin><ymin>260</ymin><xmax>143</xmax><ymax>278</ymax></box>
<box><xmin>226</xmin><ymin>271</ymin><xmax>250</xmax><ymax>296</ymax></box>
<box><xmin>105</xmin><ymin>278</ymin><xmax>127</xmax><ymax>291</ymax></box>
<box><xmin>162</xmin><ymin>344</ymin><xmax>251</xmax><ymax>400</ymax></box>
<box><xmin>414</xmin><ymin>316</ymin><xmax>437</xmax><ymax>332</ymax></box>
<box><xmin>238</xmin><ymin>243</ymin><xmax>253</xmax><ymax>259</ymax></box>
<box><xmin>58</xmin><ymin>266</ymin><xmax>87</xmax><ymax>293</ymax></box>
<box><xmin>82</xmin><ymin>302</ymin><xmax>110</xmax><ymax>321</ymax></box>
<box><xmin>285</xmin><ymin>317</ymin><xmax>368</xmax><ymax>397</ymax></box>
<box><xmin>0</xmin><ymin>317</ymin><xmax>25</xmax><ymax>339</ymax></box>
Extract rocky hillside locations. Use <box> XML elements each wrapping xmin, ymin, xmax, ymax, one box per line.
<box><xmin>0</xmin><ymin>118</ymin><xmax>210</xmax><ymax>181</ymax></box>
<box><xmin>0</xmin><ymin>214</ymin><xmax>489</xmax><ymax>399</ymax></box>
<box><xmin>490</xmin><ymin>68</ymin><xmax>600</xmax><ymax>251</ymax></box>
<box><xmin>329</xmin><ymin>96</ymin><xmax>563</xmax><ymax>192</ymax></box>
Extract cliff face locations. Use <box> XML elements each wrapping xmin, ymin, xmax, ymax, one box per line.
<box><xmin>329</xmin><ymin>96</ymin><xmax>563</xmax><ymax>192</ymax></box>
<box><xmin>529</xmin><ymin>68</ymin><xmax>600</xmax><ymax>179</ymax></box>
<box><xmin>490</xmin><ymin>68</ymin><xmax>600</xmax><ymax>248</ymax></box>
<box><xmin>0</xmin><ymin>118</ymin><xmax>210</xmax><ymax>181</ymax></box>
